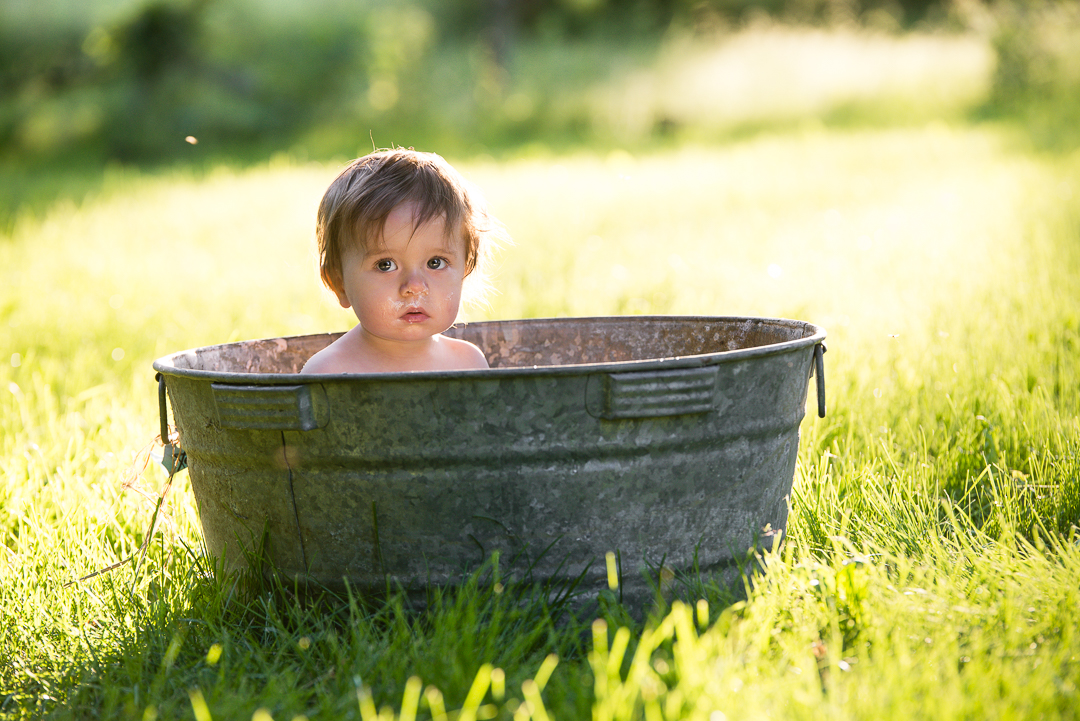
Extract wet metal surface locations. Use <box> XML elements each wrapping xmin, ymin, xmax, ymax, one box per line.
<box><xmin>153</xmin><ymin>316</ymin><xmax>826</xmax><ymax>603</ymax></box>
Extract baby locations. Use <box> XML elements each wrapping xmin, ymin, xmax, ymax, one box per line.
<box><xmin>302</xmin><ymin>149</ymin><xmax>503</xmax><ymax>374</ymax></box>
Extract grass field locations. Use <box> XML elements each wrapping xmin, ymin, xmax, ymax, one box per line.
<box><xmin>4</xmin><ymin>26</ymin><xmax>1080</xmax><ymax>721</ymax></box>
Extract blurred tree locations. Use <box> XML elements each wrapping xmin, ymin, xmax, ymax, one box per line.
<box><xmin>104</xmin><ymin>0</ymin><xmax>211</xmax><ymax>159</ymax></box>
<box><xmin>487</xmin><ymin>0</ymin><xmax>519</xmax><ymax>69</ymax></box>
<box><xmin>116</xmin><ymin>0</ymin><xmax>207</xmax><ymax>81</ymax></box>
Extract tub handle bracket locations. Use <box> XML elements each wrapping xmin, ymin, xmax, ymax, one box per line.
<box><xmin>593</xmin><ymin>365</ymin><xmax>718</xmax><ymax>419</ymax></box>
<box><xmin>211</xmin><ymin>383</ymin><xmax>329</xmax><ymax>431</ymax></box>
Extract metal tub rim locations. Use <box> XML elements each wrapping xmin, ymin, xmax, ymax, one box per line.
<box><xmin>152</xmin><ymin>314</ymin><xmax>827</xmax><ymax>384</ymax></box>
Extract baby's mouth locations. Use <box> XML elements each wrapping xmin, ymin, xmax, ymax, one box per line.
<box><xmin>402</xmin><ymin>307</ymin><xmax>429</xmax><ymax>323</ymax></box>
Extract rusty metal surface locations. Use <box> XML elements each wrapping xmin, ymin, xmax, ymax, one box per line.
<box><xmin>154</xmin><ymin>316</ymin><xmax>826</xmax><ymax>605</ymax></box>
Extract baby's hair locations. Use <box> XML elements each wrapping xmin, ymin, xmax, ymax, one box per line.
<box><xmin>316</xmin><ymin>148</ymin><xmax>504</xmax><ymax>307</ymax></box>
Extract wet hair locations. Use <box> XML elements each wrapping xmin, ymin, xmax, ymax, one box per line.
<box><xmin>316</xmin><ymin>148</ymin><xmax>503</xmax><ymax>302</ymax></box>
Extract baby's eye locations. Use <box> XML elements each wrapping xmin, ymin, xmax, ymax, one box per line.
<box><xmin>427</xmin><ymin>257</ymin><xmax>448</xmax><ymax>270</ymax></box>
<box><xmin>375</xmin><ymin>259</ymin><xmax>397</xmax><ymax>272</ymax></box>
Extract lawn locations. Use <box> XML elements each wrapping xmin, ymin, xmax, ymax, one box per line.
<box><xmin>3</xmin><ymin>25</ymin><xmax>1080</xmax><ymax>721</ymax></box>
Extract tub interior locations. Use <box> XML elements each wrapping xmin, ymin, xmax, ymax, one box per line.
<box><xmin>165</xmin><ymin>316</ymin><xmax>817</xmax><ymax>375</ymax></box>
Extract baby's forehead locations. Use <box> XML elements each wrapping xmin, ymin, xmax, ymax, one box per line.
<box><xmin>386</xmin><ymin>201</ymin><xmax>451</xmax><ymax>233</ymax></box>
<box><xmin>349</xmin><ymin>211</ymin><xmax>464</xmax><ymax>255</ymax></box>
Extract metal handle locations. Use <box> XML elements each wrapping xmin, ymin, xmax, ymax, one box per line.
<box><xmin>155</xmin><ymin>373</ymin><xmax>187</xmax><ymax>473</ymax></box>
<box><xmin>156</xmin><ymin>373</ymin><xmax>170</xmax><ymax>442</ymax></box>
<box><xmin>813</xmin><ymin>342</ymin><xmax>827</xmax><ymax>418</ymax></box>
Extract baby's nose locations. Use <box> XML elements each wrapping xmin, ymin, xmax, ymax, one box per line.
<box><xmin>401</xmin><ymin>269</ymin><xmax>428</xmax><ymax>295</ymax></box>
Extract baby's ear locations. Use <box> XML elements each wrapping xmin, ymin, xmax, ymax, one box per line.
<box><xmin>321</xmin><ymin>267</ymin><xmax>351</xmax><ymax>309</ymax></box>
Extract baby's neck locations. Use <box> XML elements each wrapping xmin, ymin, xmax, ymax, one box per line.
<box><xmin>351</xmin><ymin>329</ymin><xmax>448</xmax><ymax>372</ymax></box>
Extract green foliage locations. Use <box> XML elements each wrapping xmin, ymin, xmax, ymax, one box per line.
<box><xmin>0</xmin><ymin>0</ymin><xmax>377</xmax><ymax>162</ymax></box>
<box><xmin>0</xmin><ymin>0</ymin><xmax>1005</xmax><ymax>165</ymax></box>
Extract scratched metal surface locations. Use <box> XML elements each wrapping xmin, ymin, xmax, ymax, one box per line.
<box><xmin>154</xmin><ymin>316</ymin><xmax>826</xmax><ymax>607</ymax></box>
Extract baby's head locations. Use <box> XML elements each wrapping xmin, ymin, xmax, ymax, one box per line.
<box><xmin>316</xmin><ymin>148</ymin><xmax>500</xmax><ymax>308</ymax></box>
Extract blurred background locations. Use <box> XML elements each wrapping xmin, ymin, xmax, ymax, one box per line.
<box><xmin>2</xmin><ymin>0</ymin><xmax>1079</xmax><ymax>174</ymax></box>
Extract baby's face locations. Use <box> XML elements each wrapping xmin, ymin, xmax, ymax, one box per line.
<box><xmin>333</xmin><ymin>202</ymin><xmax>467</xmax><ymax>345</ymax></box>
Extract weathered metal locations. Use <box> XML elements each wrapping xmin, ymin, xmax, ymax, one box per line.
<box><xmin>153</xmin><ymin>316</ymin><xmax>826</xmax><ymax>604</ymax></box>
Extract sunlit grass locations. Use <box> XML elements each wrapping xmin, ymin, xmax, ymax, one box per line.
<box><xmin>2</xmin><ymin>125</ymin><xmax>1080</xmax><ymax>718</ymax></box>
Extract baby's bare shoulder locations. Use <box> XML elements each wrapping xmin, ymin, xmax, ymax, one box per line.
<box><xmin>441</xmin><ymin>336</ymin><xmax>489</xmax><ymax>369</ymax></box>
<box><xmin>301</xmin><ymin>339</ymin><xmax>352</xmax><ymax>374</ymax></box>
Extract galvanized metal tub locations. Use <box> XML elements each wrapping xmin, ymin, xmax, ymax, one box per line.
<box><xmin>153</xmin><ymin>316</ymin><xmax>825</xmax><ymax>603</ymax></box>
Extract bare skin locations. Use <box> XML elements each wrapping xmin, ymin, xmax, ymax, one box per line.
<box><xmin>301</xmin><ymin>202</ymin><xmax>489</xmax><ymax>374</ymax></box>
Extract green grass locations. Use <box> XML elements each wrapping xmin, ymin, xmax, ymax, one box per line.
<box><xmin>3</xmin><ymin>89</ymin><xmax>1080</xmax><ymax>721</ymax></box>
